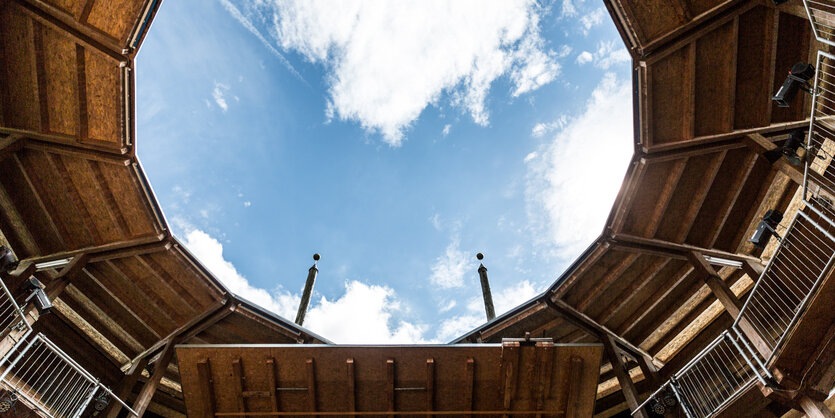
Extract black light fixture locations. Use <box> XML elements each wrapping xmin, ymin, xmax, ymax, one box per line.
<box><xmin>22</xmin><ymin>277</ymin><xmax>52</xmax><ymax>315</ymax></box>
<box><xmin>649</xmin><ymin>398</ymin><xmax>666</xmax><ymax>415</ymax></box>
<box><xmin>763</xmin><ymin>129</ymin><xmax>808</xmax><ymax>166</ymax></box>
<box><xmin>0</xmin><ymin>246</ymin><xmax>18</xmax><ymax>274</ymax></box>
<box><xmin>0</xmin><ymin>392</ymin><xmax>17</xmax><ymax>413</ymax></box>
<box><xmin>92</xmin><ymin>392</ymin><xmax>110</xmax><ymax>413</ymax></box>
<box><xmin>773</xmin><ymin>63</ymin><xmax>816</xmax><ymax>107</ymax></box>
<box><xmin>749</xmin><ymin>210</ymin><xmax>783</xmax><ymax>248</ymax></box>
<box><xmin>662</xmin><ymin>389</ymin><xmax>677</xmax><ymax>408</ymax></box>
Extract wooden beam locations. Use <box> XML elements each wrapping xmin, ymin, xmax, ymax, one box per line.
<box><xmin>20</xmin><ymin>233</ymin><xmax>164</xmax><ymax>266</ymax></box>
<box><xmin>387</xmin><ymin>359</ymin><xmax>395</xmax><ymax>417</ymax></box>
<box><xmin>543</xmin><ymin>297</ymin><xmax>656</xmax><ymax>364</ymax></box>
<box><xmin>197</xmin><ymin>358</ymin><xmax>215</xmax><ymax>416</ymax></box>
<box><xmin>346</xmin><ymin>358</ymin><xmax>355</xmax><ymax>413</ymax></box>
<box><xmin>603</xmin><ymin>335</ymin><xmax>648</xmax><ymax>418</ymax></box>
<box><xmin>425</xmin><ymin>358</ymin><xmax>435</xmax><ymax>416</ymax></box>
<box><xmin>132</xmin><ymin>337</ymin><xmax>177</xmax><ymax>416</ymax></box>
<box><xmin>464</xmin><ymin>358</ymin><xmax>474</xmax><ymax>417</ymax></box>
<box><xmin>0</xmin><ymin>135</ymin><xmax>26</xmax><ymax>162</ymax></box>
<box><xmin>744</xmin><ymin>133</ymin><xmax>808</xmax><ymax>186</ymax></box>
<box><xmin>566</xmin><ymin>356</ymin><xmax>583</xmax><ymax>418</ymax></box>
<box><xmin>799</xmin><ymin>395</ymin><xmax>835</xmax><ymax>418</ymax></box>
<box><xmin>104</xmin><ymin>355</ymin><xmax>149</xmax><ymax>418</ymax></box>
<box><xmin>307</xmin><ymin>358</ymin><xmax>317</xmax><ymax>413</ymax></box>
<box><xmin>43</xmin><ymin>253</ymin><xmax>88</xmax><ymax>301</ymax></box>
<box><xmin>232</xmin><ymin>357</ymin><xmax>246</xmax><ymax>412</ymax></box>
<box><xmin>576</xmin><ymin>253</ymin><xmax>639</xmax><ymax>312</ymax></box>
<box><xmin>610</xmin><ymin>233</ymin><xmax>762</xmax><ymax>264</ymax></box>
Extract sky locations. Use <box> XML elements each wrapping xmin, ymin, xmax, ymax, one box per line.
<box><xmin>135</xmin><ymin>0</ymin><xmax>634</xmax><ymax>343</ymax></box>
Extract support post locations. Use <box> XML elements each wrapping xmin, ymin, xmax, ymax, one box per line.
<box><xmin>131</xmin><ymin>338</ymin><xmax>178</xmax><ymax>416</ymax></box>
<box><xmin>104</xmin><ymin>356</ymin><xmax>149</xmax><ymax>418</ymax></box>
<box><xmin>799</xmin><ymin>395</ymin><xmax>835</xmax><ymax>418</ymax></box>
<box><xmin>476</xmin><ymin>253</ymin><xmax>495</xmax><ymax>321</ymax></box>
<box><xmin>602</xmin><ymin>335</ymin><xmax>648</xmax><ymax>418</ymax></box>
<box><xmin>295</xmin><ymin>254</ymin><xmax>319</xmax><ymax>326</ymax></box>
<box><xmin>688</xmin><ymin>252</ymin><xmax>772</xmax><ymax>358</ymax></box>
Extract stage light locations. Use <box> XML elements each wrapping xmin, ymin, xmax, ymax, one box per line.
<box><xmin>0</xmin><ymin>247</ymin><xmax>18</xmax><ymax>274</ymax></box>
<box><xmin>662</xmin><ymin>391</ymin><xmax>677</xmax><ymax>407</ymax></box>
<box><xmin>93</xmin><ymin>392</ymin><xmax>110</xmax><ymax>412</ymax></box>
<box><xmin>22</xmin><ymin>277</ymin><xmax>52</xmax><ymax>315</ymax></box>
<box><xmin>650</xmin><ymin>399</ymin><xmax>666</xmax><ymax>415</ymax></box>
<box><xmin>763</xmin><ymin>129</ymin><xmax>808</xmax><ymax>165</ymax></box>
<box><xmin>0</xmin><ymin>392</ymin><xmax>17</xmax><ymax>413</ymax></box>
<box><xmin>773</xmin><ymin>63</ymin><xmax>816</xmax><ymax>107</ymax></box>
<box><xmin>749</xmin><ymin>210</ymin><xmax>783</xmax><ymax>248</ymax></box>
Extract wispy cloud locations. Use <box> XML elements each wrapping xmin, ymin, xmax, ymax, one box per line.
<box><xmin>218</xmin><ymin>0</ymin><xmax>306</xmax><ymax>82</ymax></box>
<box><xmin>182</xmin><ymin>228</ymin><xmax>432</xmax><ymax>343</ymax></box>
<box><xmin>222</xmin><ymin>0</ymin><xmax>561</xmax><ymax>146</ymax></box>
<box><xmin>577</xmin><ymin>41</ymin><xmax>630</xmax><ymax>70</ymax></box>
<box><xmin>525</xmin><ymin>73</ymin><xmax>632</xmax><ymax>259</ymax></box>
<box><xmin>429</xmin><ymin>235</ymin><xmax>473</xmax><ymax>289</ymax></box>
<box><xmin>579</xmin><ymin>8</ymin><xmax>606</xmax><ymax>35</ymax></box>
<box><xmin>436</xmin><ymin>280</ymin><xmax>541</xmax><ymax>341</ymax></box>
<box><xmin>212</xmin><ymin>82</ymin><xmax>230</xmax><ymax>112</ymax></box>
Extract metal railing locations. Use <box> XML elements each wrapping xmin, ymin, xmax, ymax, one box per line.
<box><xmin>0</xmin><ymin>273</ymin><xmax>31</xmax><ymax>366</ymax></box>
<box><xmin>733</xmin><ymin>208</ymin><xmax>835</xmax><ymax>362</ymax></box>
<box><xmin>803</xmin><ymin>50</ymin><xmax>835</xmax><ymax>222</ymax></box>
<box><xmin>805</xmin><ymin>0</ymin><xmax>835</xmax><ymax>48</ymax></box>
<box><xmin>0</xmin><ymin>333</ymin><xmax>138</xmax><ymax>418</ymax></box>
<box><xmin>634</xmin><ymin>331</ymin><xmax>766</xmax><ymax>418</ymax></box>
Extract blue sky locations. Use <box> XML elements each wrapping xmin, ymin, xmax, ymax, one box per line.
<box><xmin>135</xmin><ymin>0</ymin><xmax>633</xmax><ymax>343</ymax></box>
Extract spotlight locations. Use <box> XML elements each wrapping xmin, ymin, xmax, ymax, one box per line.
<box><xmin>22</xmin><ymin>277</ymin><xmax>52</xmax><ymax>315</ymax></box>
<box><xmin>0</xmin><ymin>392</ymin><xmax>17</xmax><ymax>413</ymax></box>
<box><xmin>0</xmin><ymin>247</ymin><xmax>18</xmax><ymax>274</ymax></box>
<box><xmin>650</xmin><ymin>398</ymin><xmax>666</xmax><ymax>415</ymax></box>
<box><xmin>93</xmin><ymin>392</ymin><xmax>110</xmax><ymax>412</ymax></box>
<box><xmin>749</xmin><ymin>210</ymin><xmax>783</xmax><ymax>248</ymax></box>
<box><xmin>662</xmin><ymin>391</ymin><xmax>677</xmax><ymax>407</ymax></box>
<box><xmin>773</xmin><ymin>63</ymin><xmax>816</xmax><ymax>107</ymax></box>
<box><xmin>763</xmin><ymin>129</ymin><xmax>808</xmax><ymax>165</ymax></box>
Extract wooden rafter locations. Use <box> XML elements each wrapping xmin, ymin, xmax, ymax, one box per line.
<box><xmin>609</xmin><ymin>232</ymin><xmax>763</xmax><ymax>264</ymax></box>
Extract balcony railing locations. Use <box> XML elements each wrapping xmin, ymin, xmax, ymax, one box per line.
<box><xmin>805</xmin><ymin>0</ymin><xmax>835</xmax><ymax>48</ymax></box>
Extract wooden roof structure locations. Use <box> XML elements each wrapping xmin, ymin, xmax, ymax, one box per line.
<box><xmin>453</xmin><ymin>1</ymin><xmax>830</xmax><ymax>416</ymax></box>
<box><xmin>176</xmin><ymin>342</ymin><xmax>603</xmax><ymax>417</ymax></box>
<box><xmin>0</xmin><ymin>0</ymin><xmax>830</xmax><ymax>416</ymax></box>
<box><xmin>0</xmin><ymin>0</ymin><xmax>329</xmax><ymax>415</ymax></box>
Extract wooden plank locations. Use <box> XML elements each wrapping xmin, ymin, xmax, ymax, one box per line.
<box><xmin>552</xmin><ymin>241</ymin><xmax>610</xmax><ymax>299</ymax></box>
<box><xmin>499</xmin><ymin>342</ymin><xmax>520</xmax><ymax>414</ymax></box>
<box><xmin>387</xmin><ymin>359</ymin><xmax>395</xmax><ymax>417</ymax></box>
<box><xmin>197</xmin><ymin>358</ymin><xmax>216</xmax><ymax>417</ymax></box>
<box><xmin>799</xmin><ymin>395</ymin><xmax>835</xmax><ymax>418</ymax></box>
<box><xmin>76</xmin><ymin>43</ymin><xmax>88</xmax><ymax>141</ymax></box>
<box><xmin>603</xmin><ymin>335</ymin><xmax>646</xmax><ymax>418</ymax></box>
<box><xmin>0</xmin><ymin>135</ymin><xmax>26</xmax><ymax>162</ymax></box>
<box><xmin>103</xmin><ymin>355</ymin><xmax>149</xmax><ymax>418</ymax></box>
<box><xmin>43</xmin><ymin>252</ymin><xmax>87</xmax><ymax>300</ymax></box>
<box><xmin>307</xmin><ymin>358</ymin><xmax>317</xmax><ymax>413</ymax></box>
<box><xmin>610</xmin><ymin>233</ymin><xmax>762</xmax><ymax>264</ymax></box>
<box><xmin>32</xmin><ymin>20</ymin><xmax>49</xmax><ymax>133</ymax></box>
<box><xmin>598</xmin><ymin>258</ymin><xmax>670</xmax><ymax>325</ymax></box>
<box><xmin>232</xmin><ymin>357</ymin><xmax>246</xmax><ymax>412</ymax></box>
<box><xmin>575</xmin><ymin>253</ymin><xmax>639</xmax><ymax>312</ymax></box>
<box><xmin>566</xmin><ymin>356</ymin><xmax>584</xmax><ymax>418</ymax></box>
<box><xmin>687</xmin><ymin>251</ymin><xmax>742</xmax><ymax>317</ymax></box>
<box><xmin>131</xmin><ymin>337</ymin><xmax>177</xmax><ymax>416</ymax></box>
<box><xmin>464</xmin><ymin>358</ymin><xmax>474</xmax><ymax>418</ymax></box>
<box><xmin>425</xmin><ymin>358</ymin><xmax>434</xmax><ymax>416</ymax></box>
<box><xmin>346</xmin><ymin>358</ymin><xmax>355</xmax><ymax>413</ymax></box>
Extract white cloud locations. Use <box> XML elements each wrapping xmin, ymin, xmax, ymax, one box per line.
<box><xmin>525</xmin><ymin>73</ymin><xmax>632</xmax><ymax>259</ymax></box>
<box><xmin>442</xmin><ymin>124</ymin><xmax>451</xmax><ymax>137</ymax></box>
<box><xmin>531</xmin><ymin>115</ymin><xmax>568</xmax><ymax>138</ymax></box>
<box><xmin>305</xmin><ymin>281</ymin><xmax>432</xmax><ymax>343</ymax></box>
<box><xmin>429</xmin><ymin>213</ymin><xmax>442</xmax><ymax>231</ymax></box>
<box><xmin>578</xmin><ymin>41</ymin><xmax>630</xmax><ymax>70</ymax></box>
<box><xmin>561</xmin><ymin>0</ymin><xmax>578</xmax><ymax>17</ymax></box>
<box><xmin>576</xmin><ymin>51</ymin><xmax>593</xmax><ymax>65</ymax></box>
<box><xmin>212</xmin><ymin>82</ymin><xmax>230</xmax><ymax>112</ymax></box>
<box><xmin>226</xmin><ymin>0</ymin><xmax>560</xmax><ymax>146</ymax></box>
<box><xmin>243</xmin><ymin>201</ymin><xmax>251</xmax><ymax>207</ymax></box>
<box><xmin>183</xmin><ymin>229</ymin><xmax>299</xmax><ymax>319</ymax></box>
<box><xmin>580</xmin><ymin>8</ymin><xmax>606</xmax><ymax>35</ymax></box>
<box><xmin>429</xmin><ymin>235</ymin><xmax>472</xmax><ymax>289</ymax></box>
<box><xmin>218</xmin><ymin>0</ymin><xmax>305</xmax><ymax>81</ymax></box>
<box><xmin>524</xmin><ymin>151</ymin><xmax>538</xmax><ymax>163</ymax></box>
<box><xmin>182</xmin><ymin>229</ymin><xmax>432</xmax><ymax>343</ymax></box>
<box><xmin>437</xmin><ymin>280</ymin><xmax>540</xmax><ymax>341</ymax></box>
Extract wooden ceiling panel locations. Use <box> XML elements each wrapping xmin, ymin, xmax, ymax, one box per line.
<box><xmin>41</xmin><ymin>22</ymin><xmax>79</xmax><ymax>137</ymax></box>
<box><xmin>603</xmin><ymin>258</ymin><xmax>687</xmax><ymax>332</ymax></box>
<box><xmin>712</xmin><ymin>157</ymin><xmax>776</xmax><ymax>251</ymax></box>
<box><xmin>734</xmin><ymin>6</ymin><xmax>776</xmax><ymax>130</ymax></box>
<box><xmin>96</xmin><ymin>161</ymin><xmax>160</xmax><ymax>237</ymax></box>
<box><xmin>111</xmin><ymin>256</ymin><xmax>199</xmax><ymax>324</ymax></box>
<box><xmin>650</xmin><ymin>46</ymin><xmax>691</xmax><ymax>145</ymax></box>
<box><xmin>688</xmin><ymin>0</ymin><xmax>729</xmax><ymax>16</ymax></box>
<box><xmin>685</xmin><ymin>147</ymin><xmax>758</xmax><ymax>247</ymax></box>
<box><xmin>583</xmin><ymin>254</ymin><xmax>665</xmax><ymax>320</ymax></box>
<box><xmin>0</xmin><ymin>5</ymin><xmax>40</xmax><ymax>132</ymax></box>
<box><xmin>85</xmin><ymin>0</ymin><xmax>146</xmax><ymax>44</ymax></box>
<box><xmin>694</xmin><ymin>19</ymin><xmax>737</xmax><ymax>137</ymax></box>
<box><xmin>561</xmin><ymin>249</ymin><xmax>634</xmax><ymax>308</ymax></box>
<box><xmin>653</xmin><ymin>151</ymin><xmax>726</xmax><ymax>243</ymax></box>
<box><xmin>620</xmin><ymin>1</ymin><xmax>685</xmax><ymax>45</ymax></box>
<box><xmin>140</xmin><ymin>250</ymin><xmax>222</xmax><ymax>309</ymax></box>
<box><xmin>620</xmin><ymin>158</ymin><xmax>687</xmax><ymax>236</ymax></box>
<box><xmin>40</xmin><ymin>0</ymin><xmax>86</xmax><ymax>20</ymax></box>
<box><xmin>771</xmin><ymin>12</ymin><xmax>813</xmax><ymax>124</ymax></box>
<box><xmin>83</xmin><ymin>47</ymin><xmax>121</xmax><ymax>145</ymax></box>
